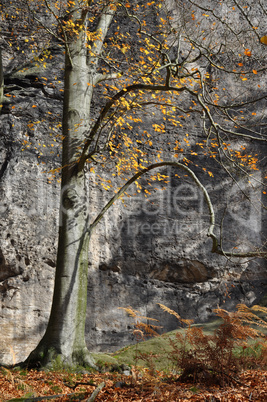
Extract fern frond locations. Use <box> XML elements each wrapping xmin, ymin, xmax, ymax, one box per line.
<box><xmin>119</xmin><ymin>305</ymin><xmax>161</xmax><ymax>339</ymax></box>
<box><xmin>133</xmin><ymin>329</ymin><xmax>144</xmax><ymax>341</ymax></box>
<box><xmin>213</xmin><ymin>308</ymin><xmax>230</xmax><ymax>319</ymax></box>
<box><xmin>237</xmin><ymin>304</ymin><xmax>267</xmax><ymax>330</ymax></box>
<box><xmin>118</xmin><ymin>306</ymin><xmax>139</xmax><ymax>318</ymax></box>
<box><xmin>136</xmin><ymin>315</ymin><xmax>159</xmax><ymax>322</ymax></box>
<box><xmin>136</xmin><ymin>322</ymin><xmax>161</xmax><ymax>337</ymax></box>
<box><xmin>251</xmin><ymin>305</ymin><xmax>267</xmax><ymax>315</ymax></box>
<box><xmin>158</xmin><ymin>303</ymin><xmax>182</xmax><ymax>321</ymax></box>
<box><xmin>182</xmin><ymin>319</ymin><xmax>194</xmax><ymax>326</ymax></box>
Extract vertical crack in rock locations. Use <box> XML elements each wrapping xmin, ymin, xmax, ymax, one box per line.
<box><xmin>0</xmin><ymin>147</ymin><xmax>12</xmax><ymax>181</ymax></box>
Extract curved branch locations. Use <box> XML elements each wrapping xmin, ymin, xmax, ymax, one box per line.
<box><xmin>89</xmin><ymin>160</ymin><xmax>217</xmax><ymax>246</ymax></box>
<box><xmin>89</xmin><ymin>161</ymin><xmax>267</xmax><ymax>259</ymax></box>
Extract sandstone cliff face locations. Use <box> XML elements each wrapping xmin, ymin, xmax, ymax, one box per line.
<box><xmin>0</xmin><ymin>10</ymin><xmax>267</xmax><ymax>365</ymax></box>
<box><xmin>86</xmin><ymin>165</ymin><xmax>267</xmax><ymax>352</ymax></box>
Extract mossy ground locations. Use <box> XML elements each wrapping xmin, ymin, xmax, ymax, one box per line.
<box><xmin>92</xmin><ymin>319</ymin><xmax>223</xmax><ymax>372</ymax></box>
<box><xmin>92</xmin><ymin>318</ymin><xmax>266</xmax><ymax>372</ymax></box>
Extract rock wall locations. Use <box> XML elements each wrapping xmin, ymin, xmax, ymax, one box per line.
<box><xmin>0</xmin><ymin>3</ymin><xmax>267</xmax><ymax>365</ymax></box>
<box><xmin>85</xmin><ymin>164</ymin><xmax>267</xmax><ymax>352</ymax></box>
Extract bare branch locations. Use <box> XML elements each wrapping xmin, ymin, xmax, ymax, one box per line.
<box><xmin>89</xmin><ymin>160</ymin><xmax>267</xmax><ymax>258</ymax></box>
<box><xmin>90</xmin><ymin>1</ymin><xmax>118</xmax><ymax>68</ymax></box>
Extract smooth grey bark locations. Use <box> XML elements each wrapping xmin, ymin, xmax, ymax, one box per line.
<box><xmin>26</xmin><ymin>37</ymin><xmax>93</xmax><ymax>368</ymax></box>
<box><xmin>0</xmin><ymin>48</ymin><xmax>3</xmax><ymax>110</ymax></box>
<box><xmin>25</xmin><ymin>4</ymin><xmax>117</xmax><ymax>368</ymax></box>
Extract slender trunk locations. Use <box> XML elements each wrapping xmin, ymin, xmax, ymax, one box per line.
<box><xmin>26</xmin><ymin>31</ymin><xmax>95</xmax><ymax>368</ymax></box>
<box><xmin>24</xmin><ymin>3</ymin><xmax>117</xmax><ymax>368</ymax></box>
<box><xmin>0</xmin><ymin>48</ymin><xmax>4</xmax><ymax>110</ymax></box>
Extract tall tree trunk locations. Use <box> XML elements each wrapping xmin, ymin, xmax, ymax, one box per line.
<box><xmin>26</xmin><ymin>31</ymin><xmax>95</xmax><ymax>368</ymax></box>
<box><xmin>0</xmin><ymin>48</ymin><xmax>4</xmax><ymax>110</ymax></box>
<box><xmin>24</xmin><ymin>2</ymin><xmax>117</xmax><ymax>369</ymax></box>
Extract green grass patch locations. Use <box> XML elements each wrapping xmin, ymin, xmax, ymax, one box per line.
<box><xmin>92</xmin><ymin>317</ymin><xmax>266</xmax><ymax>373</ymax></box>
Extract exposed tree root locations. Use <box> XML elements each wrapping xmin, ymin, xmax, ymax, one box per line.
<box><xmin>20</xmin><ymin>344</ymin><xmax>96</xmax><ymax>371</ymax></box>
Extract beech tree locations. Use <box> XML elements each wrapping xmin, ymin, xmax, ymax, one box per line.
<box><xmin>0</xmin><ymin>50</ymin><xmax>3</xmax><ymax>108</ymax></box>
<box><xmin>1</xmin><ymin>0</ymin><xmax>267</xmax><ymax>367</ymax></box>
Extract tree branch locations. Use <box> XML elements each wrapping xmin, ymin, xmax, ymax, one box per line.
<box><xmin>78</xmin><ymin>83</ymin><xmax>187</xmax><ymax>170</ymax></box>
<box><xmin>89</xmin><ymin>1</ymin><xmax>118</xmax><ymax>69</ymax></box>
<box><xmin>89</xmin><ymin>160</ymin><xmax>216</xmax><ymax>243</ymax></box>
<box><xmin>89</xmin><ymin>161</ymin><xmax>267</xmax><ymax>258</ymax></box>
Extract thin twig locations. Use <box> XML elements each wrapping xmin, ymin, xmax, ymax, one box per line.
<box><xmin>86</xmin><ymin>381</ymin><xmax>105</xmax><ymax>402</ymax></box>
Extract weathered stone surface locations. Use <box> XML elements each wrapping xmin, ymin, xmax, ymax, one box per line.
<box><xmin>86</xmin><ymin>271</ymin><xmax>266</xmax><ymax>352</ymax></box>
<box><xmin>0</xmin><ymin>152</ymin><xmax>59</xmax><ymax>364</ymax></box>
<box><xmin>84</xmin><ymin>170</ymin><xmax>267</xmax><ymax>352</ymax></box>
<box><xmin>149</xmin><ymin>259</ymin><xmax>213</xmax><ymax>283</ymax></box>
<box><xmin>0</xmin><ymin>3</ymin><xmax>266</xmax><ymax>365</ymax></box>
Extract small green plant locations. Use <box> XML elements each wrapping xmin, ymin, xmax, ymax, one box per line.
<box><xmin>17</xmin><ymin>383</ymin><xmax>27</xmax><ymax>391</ymax></box>
<box><xmin>190</xmin><ymin>386</ymin><xmax>199</xmax><ymax>394</ymax></box>
<box><xmin>50</xmin><ymin>384</ymin><xmax>62</xmax><ymax>393</ymax></box>
<box><xmin>12</xmin><ymin>367</ymin><xmax>28</xmax><ymax>377</ymax></box>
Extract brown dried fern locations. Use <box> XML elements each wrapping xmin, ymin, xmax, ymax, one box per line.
<box><xmin>157</xmin><ymin>303</ymin><xmax>193</xmax><ymax>327</ymax></box>
<box><xmin>159</xmin><ymin>303</ymin><xmax>267</xmax><ymax>385</ymax></box>
<box><xmin>119</xmin><ymin>306</ymin><xmax>162</xmax><ymax>379</ymax></box>
<box><xmin>118</xmin><ymin>306</ymin><xmax>161</xmax><ymax>339</ymax></box>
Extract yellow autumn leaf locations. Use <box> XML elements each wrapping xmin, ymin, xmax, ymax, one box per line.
<box><xmin>244</xmin><ymin>48</ymin><xmax>251</xmax><ymax>56</ymax></box>
<box><xmin>120</xmin><ymin>45</ymin><xmax>128</xmax><ymax>54</ymax></box>
<box><xmin>260</xmin><ymin>36</ymin><xmax>267</xmax><ymax>45</ymax></box>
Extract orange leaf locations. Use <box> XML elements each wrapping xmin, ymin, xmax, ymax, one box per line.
<box><xmin>244</xmin><ymin>48</ymin><xmax>251</xmax><ymax>57</ymax></box>
<box><xmin>260</xmin><ymin>35</ymin><xmax>267</xmax><ymax>45</ymax></box>
<box><xmin>252</xmin><ymin>69</ymin><xmax>257</xmax><ymax>74</ymax></box>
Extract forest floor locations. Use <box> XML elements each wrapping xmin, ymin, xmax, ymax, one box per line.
<box><xmin>1</xmin><ymin>367</ymin><xmax>267</xmax><ymax>401</ymax></box>
<box><xmin>2</xmin><ymin>309</ymin><xmax>267</xmax><ymax>400</ymax></box>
